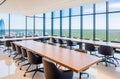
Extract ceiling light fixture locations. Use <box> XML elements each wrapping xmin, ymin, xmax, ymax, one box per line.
<box><xmin>0</xmin><ymin>0</ymin><xmax>6</xmax><ymax>6</ymax></box>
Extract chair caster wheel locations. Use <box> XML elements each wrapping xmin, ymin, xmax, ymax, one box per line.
<box><xmin>24</xmin><ymin>74</ymin><xmax>26</xmax><ymax>77</ymax></box>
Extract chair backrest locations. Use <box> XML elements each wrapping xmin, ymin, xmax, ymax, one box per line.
<box><xmin>66</xmin><ymin>40</ymin><xmax>73</xmax><ymax>46</ymax></box>
<box><xmin>15</xmin><ymin>45</ymin><xmax>22</xmax><ymax>54</ymax></box>
<box><xmin>43</xmin><ymin>59</ymin><xmax>62</xmax><ymax>79</ymax></box>
<box><xmin>75</xmin><ymin>49</ymin><xmax>87</xmax><ymax>53</ymax></box>
<box><xmin>85</xmin><ymin>43</ymin><xmax>95</xmax><ymax>51</ymax></box>
<box><xmin>21</xmin><ymin>47</ymin><xmax>27</xmax><ymax>57</ymax></box>
<box><xmin>58</xmin><ymin>39</ymin><xmax>63</xmax><ymax>44</ymax></box>
<box><xmin>11</xmin><ymin>42</ymin><xmax>16</xmax><ymax>51</ymax></box>
<box><xmin>98</xmin><ymin>45</ymin><xmax>114</xmax><ymax>56</ymax></box>
<box><xmin>4</xmin><ymin>40</ymin><xmax>12</xmax><ymax>47</ymax></box>
<box><xmin>27</xmin><ymin>51</ymin><xmax>42</xmax><ymax>64</ymax></box>
<box><xmin>51</xmin><ymin>38</ymin><xmax>57</xmax><ymax>43</ymax></box>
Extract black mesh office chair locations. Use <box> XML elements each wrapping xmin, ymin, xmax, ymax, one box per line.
<box><xmin>98</xmin><ymin>45</ymin><xmax>117</xmax><ymax>67</ymax></box>
<box><xmin>43</xmin><ymin>58</ymin><xmax>73</xmax><ymax>79</ymax></box>
<box><xmin>24</xmin><ymin>51</ymin><xmax>44</xmax><ymax>79</ymax></box>
<box><xmin>85</xmin><ymin>43</ymin><xmax>96</xmax><ymax>55</ymax></box>
<box><xmin>75</xmin><ymin>49</ymin><xmax>89</xmax><ymax>79</ymax></box>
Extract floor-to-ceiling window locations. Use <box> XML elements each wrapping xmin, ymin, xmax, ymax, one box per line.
<box><xmin>0</xmin><ymin>13</ymin><xmax>9</xmax><ymax>37</ymax></box>
<box><xmin>53</xmin><ymin>11</ymin><xmax>60</xmax><ymax>36</ymax></box>
<box><xmin>62</xmin><ymin>9</ymin><xmax>69</xmax><ymax>37</ymax></box>
<box><xmin>95</xmin><ymin>2</ymin><xmax>106</xmax><ymax>41</ymax></box>
<box><xmin>83</xmin><ymin>4</ymin><xmax>93</xmax><ymax>40</ymax></box>
<box><xmin>27</xmin><ymin>16</ymin><xmax>34</xmax><ymax>37</ymax></box>
<box><xmin>71</xmin><ymin>7</ymin><xmax>80</xmax><ymax>38</ymax></box>
<box><xmin>46</xmin><ymin>12</ymin><xmax>51</xmax><ymax>36</ymax></box>
<box><xmin>35</xmin><ymin>15</ymin><xmax>43</xmax><ymax>36</ymax></box>
<box><xmin>109</xmin><ymin>0</ymin><xmax>120</xmax><ymax>41</ymax></box>
<box><xmin>10</xmin><ymin>14</ymin><xmax>25</xmax><ymax>37</ymax></box>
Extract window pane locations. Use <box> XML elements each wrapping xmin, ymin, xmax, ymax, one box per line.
<box><xmin>53</xmin><ymin>18</ymin><xmax>60</xmax><ymax>36</ymax></box>
<box><xmin>71</xmin><ymin>16</ymin><xmax>80</xmax><ymax>38</ymax></box>
<box><xmin>109</xmin><ymin>0</ymin><xmax>120</xmax><ymax>12</ymax></box>
<box><xmin>54</xmin><ymin>11</ymin><xmax>60</xmax><ymax>18</ymax></box>
<box><xmin>96</xmin><ymin>2</ymin><xmax>106</xmax><ymax>13</ymax></box>
<box><xmin>83</xmin><ymin>4</ymin><xmax>93</xmax><ymax>14</ymax></box>
<box><xmin>27</xmin><ymin>17</ymin><xmax>33</xmax><ymax>37</ymax></box>
<box><xmin>109</xmin><ymin>13</ymin><xmax>120</xmax><ymax>41</ymax></box>
<box><xmin>62</xmin><ymin>9</ymin><xmax>69</xmax><ymax>17</ymax></box>
<box><xmin>83</xmin><ymin>15</ymin><xmax>93</xmax><ymax>40</ymax></box>
<box><xmin>0</xmin><ymin>13</ymin><xmax>8</xmax><ymax>37</ymax></box>
<box><xmin>46</xmin><ymin>12</ymin><xmax>51</xmax><ymax>36</ymax></box>
<box><xmin>35</xmin><ymin>14</ymin><xmax>43</xmax><ymax>17</ymax></box>
<box><xmin>96</xmin><ymin>14</ymin><xmax>106</xmax><ymax>41</ymax></box>
<box><xmin>11</xmin><ymin>14</ymin><xmax>25</xmax><ymax>37</ymax></box>
<box><xmin>72</xmin><ymin>7</ymin><xmax>80</xmax><ymax>15</ymax></box>
<box><xmin>62</xmin><ymin>17</ymin><xmax>69</xmax><ymax>37</ymax></box>
<box><xmin>35</xmin><ymin>17</ymin><xmax>43</xmax><ymax>36</ymax></box>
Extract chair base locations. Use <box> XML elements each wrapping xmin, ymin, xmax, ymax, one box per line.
<box><xmin>24</xmin><ymin>65</ymin><xmax>44</xmax><ymax>79</ymax></box>
<box><xmin>97</xmin><ymin>58</ymin><xmax>117</xmax><ymax>67</ymax></box>
<box><xmin>79</xmin><ymin>72</ymin><xmax>89</xmax><ymax>79</ymax></box>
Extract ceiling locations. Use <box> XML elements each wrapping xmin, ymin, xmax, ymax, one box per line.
<box><xmin>0</xmin><ymin>0</ymin><xmax>108</xmax><ymax>16</ymax></box>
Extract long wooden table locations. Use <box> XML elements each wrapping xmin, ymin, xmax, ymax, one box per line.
<box><xmin>13</xmin><ymin>40</ymin><xmax>101</xmax><ymax>73</ymax></box>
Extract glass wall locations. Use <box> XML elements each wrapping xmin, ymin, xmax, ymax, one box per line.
<box><xmin>10</xmin><ymin>14</ymin><xmax>25</xmax><ymax>37</ymax></box>
<box><xmin>0</xmin><ymin>13</ymin><xmax>9</xmax><ymax>37</ymax></box>
<box><xmin>46</xmin><ymin>12</ymin><xmax>51</xmax><ymax>36</ymax></box>
<box><xmin>109</xmin><ymin>13</ymin><xmax>120</xmax><ymax>41</ymax></box>
<box><xmin>35</xmin><ymin>17</ymin><xmax>43</xmax><ymax>36</ymax></box>
<box><xmin>53</xmin><ymin>11</ymin><xmax>60</xmax><ymax>36</ymax></box>
<box><xmin>0</xmin><ymin>0</ymin><xmax>120</xmax><ymax>42</ymax></box>
<box><xmin>83</xmin><ymin>15</ymin><xmax>93</xmax><ymax>40</ymax></box>
<box><xmin>27</xmin><ymin>17</ymin><xmax>34</xmax><ymax>37</ymax></box>
<box><xmin>71</xmin><ymin>7</ymin><xmax>80</xmax><ymax>38</ymax></box>
<box><xmin>62</xmin><ymin>9</ymin><xmax>69</xmax><ymax>37</ymax></box>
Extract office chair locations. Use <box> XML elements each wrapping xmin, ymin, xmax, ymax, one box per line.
<box><xmin>24</xmin><ymin>51</ymin><xmax>44</xmax><ymax>79</ymax></box>
<box><xmin>58</xmin><ymin>39</ymin><xmax>66</xmax><ymax>46</ymax></box>
<box><xmin>98</xmin><ymin>45</ymin><xmax>117</xmax><ymax>67</ymax></box>
<box><xmin>85</xmin><ymin>43</ymin><xmax>97</xmax><ymax>55</ymax></box>
<box><xmin>19</xmin><ymin>47</ymin><xmax>30</xmax><ymax>70</ymax></box>
<box><xmin>43</xmin><ymin>58</ymin><xmax>73</xmax><ymax>79</ymax></box>
<box><xmin>66</xmin><ymin>40</ymin><xmax>77</xmax><ymax>49</ymax></box>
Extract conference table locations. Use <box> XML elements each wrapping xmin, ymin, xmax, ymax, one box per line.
<box><xmin>13</xmin><ymin>40</ymin><xmax>101</xmax><ymax>73</ymax></box>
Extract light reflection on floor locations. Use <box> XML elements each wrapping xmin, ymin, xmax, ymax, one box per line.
<box><xmin>0</xmin><ymin>51</ymin><xmax>120</xmax><ymax>79</ymax></box>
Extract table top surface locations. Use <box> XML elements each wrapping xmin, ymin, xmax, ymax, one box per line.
<box><xmin>51</xmin><ymin>36</ymin><xmax>120</xmax><ymax>49</ymax></box>
<box><xmin>14</xmin><ymin>40</ymin><xmax>101</xmax><ymax>73</ymax></box>
<box><xmin>0</xmin><ymin>36</ymin><xmax>51</xmax><ymax>42</ymax></box>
